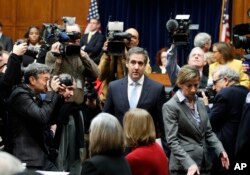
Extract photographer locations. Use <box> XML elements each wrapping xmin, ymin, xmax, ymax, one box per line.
<box><xmin>0</xmin><ymin>43</ymin><xmax>27</xmax><ymax>149</ymax></box>
<box><xmin>202</xmin><ymin>66</ymin><xmax>249</xmax><ymax>175</ymax></box>
<box><xmin>98</xmin><ymin>28</ymin><xmax>152</xmax><ymax>105</ymax></box>
<box><xmin>45</xmin><ymin>23</ymin><xmax>99</xmax><ymax>105</ymax></box>
<box><xmin>6</xmin><ymin>63</ymin><xmax>62</xmax><ymax>171</ymax></box>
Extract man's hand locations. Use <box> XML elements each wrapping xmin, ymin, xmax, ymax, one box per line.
<box><xmin>220</xmin><ymin>151</ymin><xmax>230</xmax><ymax>170</ymax></box>
<box><xmin>187</xmin><ymin>164</ymin><xmax>200</xmax><ymax>175</ymax></box>
<box><xmin>50</xmin><ymin>42</ymin><xmax>61</xmax><ymax>54</ymax></box>
<box><xmin>13</xmin><ymin>42</ymin><xmax>28</xmax><ymax>56</ymax></box>
<box><xmin>47</xmin><ymin>76</ymin><xmax>64</xmax><ymax>92</ymax></box>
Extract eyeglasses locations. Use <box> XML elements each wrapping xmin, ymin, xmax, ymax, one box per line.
<box><xmin>213</xmin><ymin>77</ymin><xmax>223</xmax><ymax>85</ymax></box>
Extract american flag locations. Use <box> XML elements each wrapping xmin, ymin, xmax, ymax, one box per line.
<box><xmin>84</xmin><ymin>0</ymin><xmax>100</xmax><ymax>34</ymax></box>
<box><xmin>220</xmin><ymin>0</ymin><xmax>230</xmax><ymax>42</ymax></box>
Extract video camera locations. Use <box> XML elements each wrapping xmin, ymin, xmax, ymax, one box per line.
<box><xmin>166</xmin><ymin>14</ymin><xmax>199</xmax><ymax>45</ymax></box>
<box><xmin>106</xmin><ymin>21</ymin><xmax>132</xmax><ymax>56</ymax></box>
<box><xmin>233</xmin><ymin>23</ymin><xmax>250</xmax><ymax>52</ymax></box>
<box><xmin>42</xmin><ymin>20</ymin><xmax>81</xmax><ymax>56</ymax></box>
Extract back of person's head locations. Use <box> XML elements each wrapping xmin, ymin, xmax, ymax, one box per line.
<box><xmin>0</xmin><ymin>151</ymin><xmax>25</xmax><ymax>175</ymax></box>
<box><xmin>126</xmin><ymin>46</ymin><xmax>148</xmax><ymax>64</ymax></box>
<box><xmin>212</xmin><ymin>66</ymin><xmax>240</xmax><ymax>84</ymax></box>
<box><xmin>194</xmin><ymin>32</ymin><xmax>211</xmax><ymax>49</ymax></box>
<box><xmin>24</xmin><ymin>62</ymin><xmax>50</xmax><ymax>84</ymax></box>
<box><xmin>89</xmin><ymin>112</ymin><xmax>124</xmax><ymax>157</ymax></box>
<box><xmin>176</xmin><ymin>64</ymin><xmax>200</xmax><ymax>86</ymax></box>
<box><xmin>123</xmin><ymin>108</ymin><xmax>156</xmax><ymax>147</ymax></box>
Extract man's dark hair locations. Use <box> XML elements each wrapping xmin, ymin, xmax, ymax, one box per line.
<box><xmin>24</xmin><ymin>62</ymin><xmax>50</xmax><ymax>84</ymax></box>
<box><xmin>126</xmin><ymin>47</ymin><xmax>148</xmax><ymax>64</ymax></box>
<box><xmin>0</xmin><ymin>22</ymin><xmax>3</xmax><ymax>28</ymax></box>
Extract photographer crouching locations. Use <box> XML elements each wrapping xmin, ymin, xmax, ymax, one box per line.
<box><xmin>45</xmin><ymin>23</ymin><xmax>99</xmax><ymax>174</ymax></box>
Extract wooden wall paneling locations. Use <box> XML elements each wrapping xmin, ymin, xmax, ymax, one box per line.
<box><xmin>53</xmin><ymin>0</ymin><xmax>89</xmax><ymax>32</ymax></box>
<box><xmin>15</xmin><ymin>0</ymin><xmax>53</xmax><ymax>41</ymax></box>
<box><xmin>232</xmin><ymin>0</ymin><xmax>250</xmax><ymax>25</ymax></box>
<box><xmin>0</xmin><ymin>0</ymin><xmax>16</xmax><ymax>41</ymax></box>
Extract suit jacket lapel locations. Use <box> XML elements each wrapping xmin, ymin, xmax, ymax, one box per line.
<box><xmin>174</xmin><ymin>95</ymin><xmax>202</xmax><ymax>135</ymax></box>
<box><xmin>120</xmin><ymin>77</ymin><xmax>130</xmax><ymax>109</ymax></box>
<box><xmin>137</xmin><ymin>77</ymin><xmax>150</xmax><ymax>107</ymax></box>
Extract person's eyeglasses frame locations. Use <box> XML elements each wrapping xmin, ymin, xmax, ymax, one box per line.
<box><xmin>213</xmin><ymin>77</ymin><xmax>224</xmax><ymax>85</ymax></box>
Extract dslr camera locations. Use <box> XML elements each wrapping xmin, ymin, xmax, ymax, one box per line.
<box><xmin>42</xmin><ymin>23</ymin><xmax>81</xmax><ymax>56</ymax></box>
<box><xmin>196</xmin><ymin>86</ymin><xmax>216</xmax><ymax>103</ymax></box>
<box><xmin>166</xmin><ymin>14</ymin><xmax>198</xmax><ymax>45</ymax></box>
<box><xmin>106</xmin><ymin>21</ymin><xmax>132</xmax><ymax>56</ymax></box>
<box><xmin>83</xmin><ymin>77</ymin><xmax>98</xmax><ymax>100</ymax></box>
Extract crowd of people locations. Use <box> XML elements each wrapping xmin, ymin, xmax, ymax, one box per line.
<box><xmin>0</xmin><ymin>17</ymin><xmax>250</xmax><ymax>175</ymax></box>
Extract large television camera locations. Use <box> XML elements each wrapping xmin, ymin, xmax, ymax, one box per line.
<box><xmin>106</xmin><ymin>21</ymin><xmax>132</xmax><ymax>56</ymax></box>
<box><xmin>42</xmin><ymin>22</ymin><xmax>81</xmax><ymax>56</ymax></box>
<box><xmin>166</xmin><ymin>14</ymin><xmax>199</xmax><ymax>45</ymax></box>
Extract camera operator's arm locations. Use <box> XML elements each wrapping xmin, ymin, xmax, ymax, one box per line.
<box><xmin>98</xmin><ymin>41</ymin><xmax>112</xmax><ymax>81</ymax></box>
<box><xmin>80</xmin><ymin>49</ymin><xmax>100</xmax><ymax>79</ymax></box>
<box><xmin>166</xmin><ymin>44</ymin><xmax>180</xmax><ymax>86</ymax></box>
<box><xmin>45</xmin><ymin>42</ymin><xmax>63</xmax><ymax>75</ymax></box>
<box><xmin>1</xmin><ymin>43</ymin><xmax>27</xmax><ymax>90</ymax></box>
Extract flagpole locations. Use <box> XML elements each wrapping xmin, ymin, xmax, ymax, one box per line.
<box><xmin>219</xmin><ymin>0</ymin><xmax>226</xmax><ymax>41</ymax></box>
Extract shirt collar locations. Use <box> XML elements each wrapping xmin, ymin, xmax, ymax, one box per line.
<box><xmin>128</xmin><ymin>75</ymin><xmax>144</xmax><ymax>85</ymax></box>
<box><xmin>176</xmin><ymin>89</ymin><xmax>198</xmax><ymax>103</ymax></box>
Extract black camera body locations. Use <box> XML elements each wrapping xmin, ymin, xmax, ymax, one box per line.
<box><xmin>106</xmin><ymin>21</ymin><xmax>132</xmax><ymax>56</ymax></box>
<box><xmin>84</xmin><ymin>77</ymin><xmax>98</xmax><ymax>100</ymax></box>
<box><xmin>196</xmin><ymin>87</ymin><xmax>216</xmax><ymax>103</ymax></box>
<box><xmin>233</xmin><ymin>23</ymin><xmax>250</xmax><ymax>52</ymax></box>
<box><xmin>42</xmin><ymin>23</ymin><xmax>81</xmax><ymax>56</ymax></box>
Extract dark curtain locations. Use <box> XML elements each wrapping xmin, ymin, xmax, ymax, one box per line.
<box><xmin>98</xmin><ymin>0</ymin><xmax>224</xmax><ymax>66</ymax></box>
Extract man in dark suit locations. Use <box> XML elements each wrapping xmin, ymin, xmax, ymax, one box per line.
<box><xmin>103</xmin><ymin>47</ymin><xmax>169</xmax><ymax>155</ymax></box>
<box><xmin>80</xmin><ymin>18</ymin><xmax>105</xmax><ymax>64</ymax></box>
<box><xmin>203</xmin><ymin>66</ymin><xmax>249</xmax><ymax>175</ymax></box>
<box><xmin>0</xmin><ymin>22</ymin><xmax>13</xmax><ymax>52</ymax></box>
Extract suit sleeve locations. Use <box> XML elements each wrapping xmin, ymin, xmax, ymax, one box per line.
<box><xmin>208</xmin><ymin>93</ymin><xmax>228</xmax><ymax>131</ymax></box>
<box><xmin>81</xmin><ymin>160</ymin><xmax>99</xmax><ymax>175</ymax></box>
<box><xmin>166</xmin><ymin>46</ymin><xmax>180</xmax><ymax>86</ymax></box>
<box><xmin>102</xmin><ymin>83</ymin><xmax>114</xmax><ymax>115</ymax></box>
<box><xmin>157</xmin><ymin>85</ymin><xmax>170</xmax><ymax>156</ymax></box>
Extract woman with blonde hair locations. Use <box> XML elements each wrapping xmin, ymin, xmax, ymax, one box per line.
<box><xmin>81</xmin><ymin>112</ymin><xmax>131</xmax><ymax>175</ymax></box>
<box><xmin>123</xmin><ymin>108</ymin><xmax>169</xmax><ymax>175</ymax></box>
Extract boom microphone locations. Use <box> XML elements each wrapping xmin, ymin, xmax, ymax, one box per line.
<box><xmin>166</xmin><ymin>19</ymin><xmax>178</xmax><ymax>32</ymax></box>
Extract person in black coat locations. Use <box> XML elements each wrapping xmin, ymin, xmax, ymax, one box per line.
<box><xmin>81</xmin><ymin>112</ymin><xmax>131</xmax><ymax>175</ymax></box>
<box><xmin>203</xmin><ymin>66</ymin><xmax>249</xmax><ymax>175</ymax></box>
<box><xmin>235</xmin><ymin>92</ymin><xmax>250</xmax><ymax>175</ymax></box>
<box><xmin>6</xmin><ymin>63</ymin><xmax>62</xmax><ymax>171</ymax></box>
<box><xmin>0</xmin><ymin>43</ymin><xmax>27</xmax><ymax>148</ymax></box>
<box><xmin>80</xmin><ymin>18</ymin><xmax>105</xmax><ymax>64</ymax></box>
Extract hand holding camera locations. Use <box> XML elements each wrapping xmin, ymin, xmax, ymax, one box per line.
<box><xmin>13</xmin><ymin>41</ymin><xmax>28</xmax><ymax>56</ymax></box>
<box><xmin>47</xmin><ymin>75</ymin><xmax>64</xmax><ymax>92</ymax></box>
